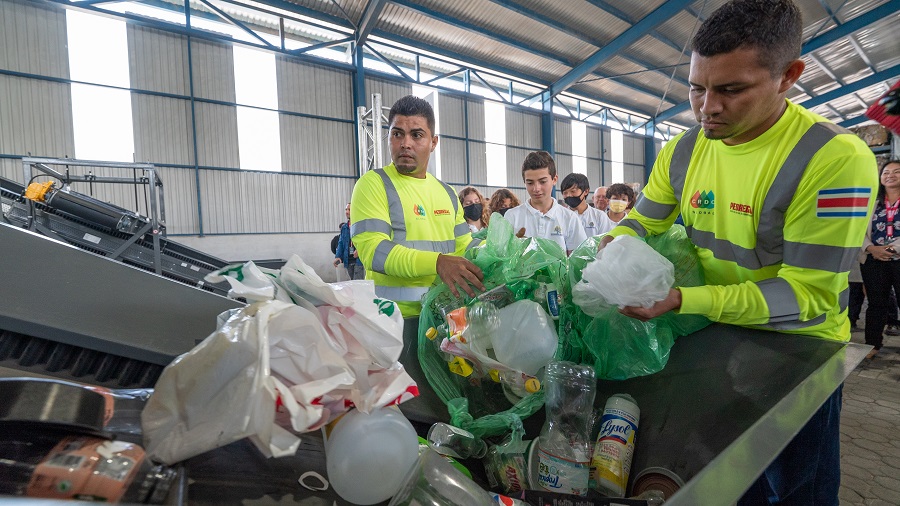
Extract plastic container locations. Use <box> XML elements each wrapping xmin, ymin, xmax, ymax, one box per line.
<box><xmin>592</xmin><ymin>393</ymin><xmax>640</xmax><ymax>497</ymax></box>
<box><xmin>427</xmin><ymin>422</ymin><xmax>487</xmax><ymax>459</ymax></box>
<box><xmin>493</xmin><ymin>300</ymin><xmax>559</xmax><ymax>376</ymax></box>
<box><xmin>390</xmin><ymin>448</ymin><xmax>515</xmax><ymax>506</ymax></box>
<box><xmin>536</xmin><ymin>361</ymin><xmax>596</xmax><ymax>496</ymax></box>
<box><xmin>323</xmin><ymin>406</ymin><xmax>419</xmax><ymax>505</ymax></box>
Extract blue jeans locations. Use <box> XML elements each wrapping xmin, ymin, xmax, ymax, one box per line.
<box><xmin>738</xmin><ymin>385</ymin><xmax>843</xmax><ymax>505</ymax></box>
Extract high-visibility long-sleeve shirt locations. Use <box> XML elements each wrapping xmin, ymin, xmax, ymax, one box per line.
<box><xmin>350</xmin><ymin>163</ymin><xmax>474</xmax><ymax>317</ymax></box>
<box><xmin>608</xmin><ymin>100</ymin><xmax>878</xmax><ymax>341</ymax></box>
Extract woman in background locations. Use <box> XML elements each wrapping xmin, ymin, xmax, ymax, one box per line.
<box><xmin>488</xmin><ymin>188</ymin><xmax>521</xmax><ymax>217</ymax></box>
<box><xmin>459</xmin><ymin>186</ymin><xmax>490</xmax><ymax>232</ymax></box>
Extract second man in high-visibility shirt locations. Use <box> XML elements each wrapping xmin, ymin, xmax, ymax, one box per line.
<box><xmin>350</xmin><ymin>95</ymin><xmax>485</xmax><ymax>318</ymax></box>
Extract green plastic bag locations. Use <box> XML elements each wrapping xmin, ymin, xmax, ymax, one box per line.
<box><xmin>417</xmin><ymin>215</ymin><xmax>567</xmax><ymax>438</ymax></box>
<box><xmin>559</xmin><ymin>226</ymin><xmax>711</xmax><ymax>380</ymax></box>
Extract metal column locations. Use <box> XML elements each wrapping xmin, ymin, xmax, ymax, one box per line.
<box><xmin>356</xmin><ymin>93</ymin><xmax>388</xmax><ymax>174</ymax></box>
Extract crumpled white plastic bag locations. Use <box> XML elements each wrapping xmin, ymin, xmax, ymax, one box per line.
<box><xmin>141</xmin><ymin>256</ymin><xmax>416</xmax><ymax>465</ymax></box>
<box><xmin>572</xmin><ymin>235</ymin><xmax>674</xmax><ymax>315</ymax></box>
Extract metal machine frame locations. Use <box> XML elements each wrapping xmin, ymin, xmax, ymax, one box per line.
<box><xmin>356</xmin><ymin>93</ymin><xmax>388</xmax><ymax>175</ymax></box>
<box><xmin>21</xmin><ymin>157</ymin><xmax>167</xmax><ymax>275</ymax></box>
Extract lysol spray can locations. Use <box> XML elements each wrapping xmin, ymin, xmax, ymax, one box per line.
<box><xmin>591</xmin><ymin>393</ymin><xmax>640</xmax><ymax>497</ymax></box>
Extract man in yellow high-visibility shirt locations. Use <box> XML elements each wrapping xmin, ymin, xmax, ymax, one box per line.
<box><xmin>599</xmin><ymin>0</ymin><xmax>877</xmax><ymax>504</ymax></box>
<box><xmin>350</xmin><ymin>95</ymin><xmax>485</xmax><ymax>318</ymax></box>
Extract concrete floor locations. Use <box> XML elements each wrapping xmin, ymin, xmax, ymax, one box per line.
<box><xmin>840</xmin><ymin>326</ymin><xmax>900</xmax><ymax>505</ymax></box>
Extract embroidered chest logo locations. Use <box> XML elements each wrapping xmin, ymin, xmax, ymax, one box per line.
<box><xmin>729</xmin><ymin>202</ymin><xmax>753</xmax><ymax>216</ymax></box>
<box><xmin>413</xmin><ymin>204</ymin><xmax>426</xmax><ymax>217</ymax></box>
<box><xmin>552</xmin><ymin>225</ymin><xmax>563</xmax><ymax>236</ymax></box>
<box><xmin>433</xmin><ymin>209</ymin><xmax>451</xmax><ymax>216</ymax></box>
<box><xmin>816</xmin><ymin>188</ymin><xmax>871</xmax><ymax>218</ymax></box>
<box><xmin>690</xmin><ymin>190</ymin><xmax>715</xmax><ymax>215</ymax></box>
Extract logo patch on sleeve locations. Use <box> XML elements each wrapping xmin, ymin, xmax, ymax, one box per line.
<box><xmin>816</xmin><ymin>187</ymin><xmax>871</xmax><ymax>218</ymax></box>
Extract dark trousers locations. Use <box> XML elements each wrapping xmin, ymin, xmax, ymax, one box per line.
<box><xmin>738</xmin><ymin>385</ymin><xmax>843</xmax><ymax>505</ymax></box>
<box><xmin>860</xmin><ymin>257</ymin><xmax>900</xmax><ymax>349</ymax></box>
<box><xmin>849</xmin><ymin>281</ymin><xmax>864</xmax><ymax>324</ymax></box>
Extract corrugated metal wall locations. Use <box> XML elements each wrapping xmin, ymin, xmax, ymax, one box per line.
<box><xmin>440</xmin><ymin>137</ymin><xmax>467</xmax><ymax>184</ymax></box>
<box><xmin>506</xmin><ymin>108</ymin><xmax>541</xmax><ymax>149</ymax></box>
<box><xmin>0</xmin><ymin>0</ymin><xmax>70</xmax><ymax>78</ymax></box>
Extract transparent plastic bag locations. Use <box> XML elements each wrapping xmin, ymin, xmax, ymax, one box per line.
<box><xmin>573</xmin><ymin>235</ymin><xmax>674</xmax><ymax>312</ymax></box>
<box><xmin>559</xmin><ymin>227</ymin><xmax>711</xmax><ymax>380</ymax></box>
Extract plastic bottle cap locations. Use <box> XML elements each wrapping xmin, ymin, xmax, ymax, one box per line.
<box><xmin>425</xmin><ymin>327</ymin><xmax>438</xmax><ymax>340</ymax></box>
<box><xmin>524</xmin><ymin>378</ymin><xmax>541</xmax><ymax>393</ymax></box>
<box><xmin>488</xmin><ymin>369</ymin><xmax>501</xmax><ymax>383</ymax></box>
<box><xmin>448</xmin><ymin>358</ymin><xmax>474</xmax><ymax>377</ymax></box>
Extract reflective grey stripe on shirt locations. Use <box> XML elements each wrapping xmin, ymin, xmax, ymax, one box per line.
<box><xmin>375</xmin><ymin>285</ymin><xmax>430</xmax><ymax>303</ymax></box>
<box><xmin>634</xmin><ymin>194</ymin><xmax>677</xmax><ymax>220</ymax></box>
<box><xmin>467</xmin><ymin>238</ymin><xmax>482</xmax><ymax>249</ymax></box>
<box><xmin>351</xmin><ymin>218</ymin><xmax>392</xmax><ymax>237</ymax></box>
<box><xmin>374</xmin><ymin>169</ymin><xmax>408</xmax><ymax>242</ymax></box>
<box><xmin>454</xmin><ymin>222</ymin><xmax>470</xmax><ymax>237</ymax></box>
<box><xmin>757</xmin><ymin>278</ymin><xmax>801</xmax><ymax>323</ymax></box>
<box><xmin>675</xmin><ymin>122</ymin><xmax>850</xmax><ymax>272</ymax></box>
<box><xmin>371</xmin><ymin>240</ymin><xmax>398</xmax><ymax>274</ymax></box>
<box><xmin>669</xmin><ymin>126</ymin><xmax>701</xmax><ymax>204</ymax></box>
<box><xmin>619</xmin><ymin>217</ymin><xmax>648</xmax><ymax>237</ymax></box>
<box><xmin>439</xmin><ymin>180</ymin><xmax>459</xmax><ymax>215</ymax></box>
<box><xmin>756</xmin><ymin>122</ymin><xmax>845</xmax><ymax>261</ymax></box>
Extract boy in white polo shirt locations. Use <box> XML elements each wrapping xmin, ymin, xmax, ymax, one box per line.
<box><xmin>504</xmin><ymin>151</ymin><xmax>587</xmax><ymax>255</ymax></box>
<box><xmin>560</xmin><ymin>173</ymin><xmax>615</xmax><ymax>238</ymax></box>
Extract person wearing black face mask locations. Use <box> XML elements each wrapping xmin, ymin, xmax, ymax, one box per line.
<box><xmin>488</xmin><ymin>188</ymin><xmax>521</xmax><ymax>218</ymax></box>
<box><xmin>459</xmin><ymin>186</ymin><xmax>489</xmax><ymax>232</ymax></box>
<box><xmin>560</xmin><ymin>173</ymin><xmax>614</xmax><ymax>238</ymax></box>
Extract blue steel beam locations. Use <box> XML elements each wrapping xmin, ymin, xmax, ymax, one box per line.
<box><xmin>839</xmin><ymin>115</ymin><xmax>874</xmax><ymax>128</ymax></box>
<box><xmin>802</xmin><ymin>64</ymin><xmax>900</xmax><ymax>109</ymax></box>
<box><xmin>485</xmin><ymin>0</ymin><xmax>690</xmax><ymax>89</ymax></box>
<box><xmin>356</xmin><ymin>0</ymin><xmax>387</xmax><ymax>45</ymax></box>
<box><xmin>801</xmin><ymin>0</ymin><xmax>900</xmax><ymax>54</ymax></box>
<box><xmin>199</xmin><ymin>0</ymin><xmax>276</xmax><ymax>50</ymax></box>
<box><xmin>583</xmin><ymin>0</ymin><xmax>686</xmax><ymax>54</ymax></box>
<box><xmin>549</xmin><ymin>0</ymin><xmax>694</xmax><ymax>97</ymax></box>
<box><xmin>653</xmin><ymin>1</ymin><xmax>900</xmax><ymax>125</ymax></box>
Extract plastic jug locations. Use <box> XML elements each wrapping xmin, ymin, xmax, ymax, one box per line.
<box><xmin>323</xmin><ymin>406</ymin><xmax>419</xmax><ymax>505</ymax></box>
<box><xmin>493</xmin><ymin>300</ymin><xmax>559</xmax><ymax>376</ymax></box>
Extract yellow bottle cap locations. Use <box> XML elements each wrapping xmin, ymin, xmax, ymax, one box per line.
<box><xmin>448</xmin><ymin>357</ymin><xmax>473</xmax><ymax>377</ymax></box>
<box><xmin>488</xmin><ymin>369</ymin><xmax>501</xmax><ymax>383</ymax></box>
<box><xmin>524</xmin><ymin>377</ymin><xmax>541</xmax><ymax>393</ymax></box>
<box><xmin>425</xmin><ymin>327</ymin><xmax>438</xmax><ymax>340</ymax></box>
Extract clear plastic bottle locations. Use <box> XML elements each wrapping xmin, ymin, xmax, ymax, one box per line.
<box><xmin>535</xmin><ymin>360</ymin><xmax>596</xmax><ymax>496</ymax></box>
<box><xmin>427</xmin><ymin>422</ymin><xmax>487</xmax><ymax>459</ymax></box>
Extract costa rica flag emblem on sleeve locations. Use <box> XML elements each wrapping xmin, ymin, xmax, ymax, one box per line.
<box><xmin>816</xmin><ymin>187</ymin><xmax>872</xmax><ymax>218</ymax></box>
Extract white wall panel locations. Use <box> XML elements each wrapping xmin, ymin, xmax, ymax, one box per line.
<box><xmin>0</xmin><ymin>75</ymin><xmax>74</xmax><ymax>157</ymax></box>
<box><xmin>439</xmin><ymin>137</ymin><xmax>467</xmax><ymax>185</ymax></box>
<box><xmin>467</xmin><ymin>140</ymin><xmax>487</xmax><ymax>185</ymax></box>
<box><xmin>364</xmin><ymin>77</ymin><xmax>411</xmax><ymax>110</ymax></box>
<box><xmin>198</xmin><ymin>169</ymin><xmax>353</xmax><ymax>234</ymax></box>
<box><xmin>507</xmin><ymin>146</ymin><xmax>531</xmax><ymax>187</ymax></box>
<box><xmin>466</xmin><ymin>99</ymin><xmax>485</xmax><ymax>141</ymax></box>
<box><xmin>438</xmin><ymin>94</ymin><xmax>465</xmax><ymax>137</ymax></box>
<box><xmin>132</xmin><ymin>94</ymin><xmax>192</xmax><ymax>165</ymax></box>
<box><xmin>555</xmin><ymin>153</ymin><xmax>573</xmax><ymax>182</ymax></box>
<box><xmin>127</xmin><ymin>24</ymin><xmax>189</xmax><ymax>95</ymax></box>
<box><xmin>194</xmin><ymin>102</ymin><xmax>239</xmax><ymax>168</ymax></box>
<box><xmin>277</xmin><ymin>57</ymin><xmax>352</xmax><ymax>120</ymax></box>
<box><xmin>623</xmin><ymin>133</ymin><xmax>645</xmax><ymax>166</ymax></box>
<box><xmin>280</xmin><ymin>114</ymin><xmax>355</xmax><ymax>175</ymax></box>
<box><xmin>587</xmin><ymin>125</ymin><xmax>602</xmax><ymax>159</ymax></box>
<box><xmin>554</xmin><ymin>117</ymin><xmax>571</xmax><ymax>155</ymax></box>
<box><xmin>190</xmin><ymin>39</ymin><xmax>236</xmax><ymax>102</ymax></box>
<box><xmin>506</xmin><ymin>108</ymin><xmax>540</xmax><ymax>149</ymax></box>
<box><xmin>0</xmin><ymin>0</ymin><xmax>69</xmax><ymax>78</ymax></box>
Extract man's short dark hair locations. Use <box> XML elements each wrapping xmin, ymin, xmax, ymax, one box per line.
<box><xmin>388</xmin><ymin>95</ymin><xmax>435</xmax><ymax>134</ymax></box>
<box><xmin>691</xmin><ymin>0</ymin><xmax>802</xmax><ymax>76</ymax></box>
<box><xmin>606</xmin><ymin>183</ymin><xmax>635</xmax><ymax>206</ymax></box>
<box><xmin>522</xmin><ymin>151</ymin><xmax>556</xmax><ymax>178</ymax></box>
<box><xmin>560</xmin><ymin>173</ymin><xmax>589</xmax><ymax>192</ymax></box>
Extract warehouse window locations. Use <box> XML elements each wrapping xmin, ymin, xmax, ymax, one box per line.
<box><xmin>611</xmin><ymin>129</ymin><xmax>624</xmax><ymax>183</ymax></box>
<box><xmin>571</xmin><ymin>120</ymin><xmax>587</xmax><ymax>175</ymax></box>
<box><xmin>484</xmin><ymin>100</ymin><xmax>506</xmax><ymax>187</ymax></box>
<box><xmin>233</xmin><ymin>46</ymin><xmax>282</xmax><ymax>172</ymax></box>
<box><xmin>66</xmin><ymin>10</ymin><xmax>135</xmax><ymax>162</ymax></box>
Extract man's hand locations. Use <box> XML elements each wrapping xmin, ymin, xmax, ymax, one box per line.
<box><xmin>515</xmin><ymin>228</ymin><xmax>526</xmax><ymax>238</ymax></box>
<box><xmin>333</xmin><ymin>258</ymin><xmax>342</xmax><ymax>267</ymax></box>
<box><xmin>619</xmin><ymin>288</ymin><xmax>682</xmax><ymax>321</ymax></box>
<box><xmin>436</xmin><ymin>254</ymin><xmax>485</xmax><ymax>298</ymax></box>
<box><xmin>597</xmin><ymin>234</ymin><xmax>615</xmax><ymax>251</ymax></box>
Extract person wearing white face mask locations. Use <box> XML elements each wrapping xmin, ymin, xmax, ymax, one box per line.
<box><xmin>605</xmin><ymin>183</ymin><xmax>635</xmax><ymax>224</ymax></box>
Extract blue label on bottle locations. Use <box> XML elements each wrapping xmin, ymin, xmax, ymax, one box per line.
<box><xmin>546</xmin><ymin>288</ymin><xmax>559</xmax><ymax>317</ymax></box>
